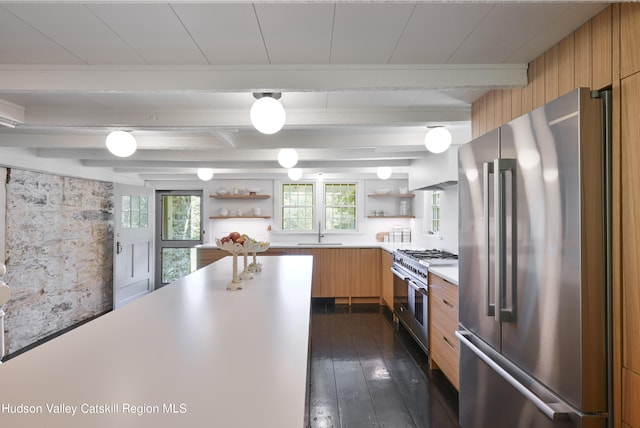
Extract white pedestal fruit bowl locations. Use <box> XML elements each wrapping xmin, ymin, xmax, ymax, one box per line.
<box><xmin>215</xmin><ymin>233</ymin><xmax>269</xmax><ymax>290</ymax></box>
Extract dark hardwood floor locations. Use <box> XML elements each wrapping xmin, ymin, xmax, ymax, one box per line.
<box><xmin>308</xmin><ymin>301</ymin><xmax>460</xmax><ymax>428</ymax></box>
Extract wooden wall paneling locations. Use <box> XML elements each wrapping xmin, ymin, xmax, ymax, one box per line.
<box><xmin>476</xmin><ymin>95</ymin><xmax>487</xmax><ymax>137</ymax></box>
<box><xmin>502</xmin><ymin>88</ymin><xmax>512</xmax><ymax>123</ymax></box>
<box><xmin>494</xmin><ymin>89</ymin><xmax>504</xmax><ymax>128</ymax></box>
<box><xmin>622</xmin><ymin>368</ymin><xmax>640</xmax><ymax>427</ymax></box>
<box><xmin>521</xmin><ymin>80</ymin><xmax>533</xmax><ymax>114</ymax></box>
<box><xmin>621</xmin><ymin>74</ymin><xmax>640</xmax><ymax>375</ymax></box>
<box><xmin>620</xmin><ymin>3</ymin><xmax>640</xmax><ymax>79</ymax></box>
<box><xmin>558</xmin><ymin>33</ymin><xmax>576</xmax><ymax>96</ymax></box>
<box><xmin>532</xmin><ymin>54</ymin><xmax>546</xmax><ymax>108</ymax></box>
<box><xmin>511</xmin><ymin>87</ymin><xmax>523</xmax><ymax>119</ymax></box>
<box><xmin>545</xmin><ymin>45</ymin><xmax>560</xmax><ymax>102</ymax></box>
<box><xmin>611</xmin><ymin>5</ymin><xmax>623</xmax><ymax>428</ymax></box>
<box><xmin>591</xmin><ymin>6</ymin><xmax>613</xmax><ymax>90</ymax></box>
<box><xmin>575</xmin><ymin>21</ymin><xmax>593</xmax><ymax>88</ymax></box>
<box><xmin>471</xmin><ymin>101</ymin><xmax>480</xmax><ymax>138</ymax></box>
<box><xmin>485</xmin><ymin>90</ymin><xmax>496</xmax><ymax>132</ymax></box>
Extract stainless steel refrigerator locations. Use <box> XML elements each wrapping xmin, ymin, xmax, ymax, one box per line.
<box><xmin>456</xmin><ymin>88</ymin><xmax>611</xmax><ymax>428</ymax></box>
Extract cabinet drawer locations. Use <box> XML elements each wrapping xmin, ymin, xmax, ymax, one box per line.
<box><xmin>431</xmin><ymin>294</ymin><xmax>459</xmax><ymax>336</ymax></box>
<box><xmin>429</xmin><ymin>273</ymin><xmax>458</xmax><ymax>311</ymax></box>
<box><xmin>430</xmin><ymin>323</ymin><xmax>460</xmax><ymax>389</ymax></box>
<box><xmin>429</xmin><ymin>271</ymin><xmax>459</xmax><ymax>389</ymax></box>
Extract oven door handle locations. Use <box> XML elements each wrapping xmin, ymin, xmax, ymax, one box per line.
<box><xmin>391</xmin><ymin>266</ymin><xmax>410</xmax><ymax>281</ymax></box>
<box><xmin>408</xmin><ymin>279</ymin><xmax>428</xmax><ymax>295</ymax></box>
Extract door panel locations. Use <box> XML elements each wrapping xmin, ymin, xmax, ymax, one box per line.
<box><xmin>155</xmin><ymin>190</ymin><xmax>203</xmax><ymax>287</ymax></box>
<box><xmin>459</xmin><ymin>333</ymin><xmax>603</xmax><ymax>428</ymax></box>
<box><xmin>458</xmin><ymin>128</ymin><xmax>501</xmax><ymax>351</ymax></box>
<box><xmin>114</xmin><ymin>184</ymin><xmax>154</xmax><ymax>308</ymax></box>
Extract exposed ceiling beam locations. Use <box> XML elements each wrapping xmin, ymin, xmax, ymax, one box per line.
<box><xmin>21</xmin><ymin>105</ymin><xmax>469</xmax><ymax>128</ymax></box>
<box><xmin>0</xmin><ymin>64</ymin><xmax>527</xmax><ymax>92</ymax></box>
<box><xmin>82</xmin><ymin>159</ymin><xmax>413</xmax><ymax>169</ymax></box>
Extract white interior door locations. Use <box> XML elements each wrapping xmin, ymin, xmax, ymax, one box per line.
<box><xmin>113</xmin><ymin>184</ymin><xmax>154</xmax><ymax>309</ymax></box>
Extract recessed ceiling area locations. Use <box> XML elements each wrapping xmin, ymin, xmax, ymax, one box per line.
<box><xmin>0</xmin><ymin>1</ymin><xmax>610</xmax><ymax>184</ymax></box>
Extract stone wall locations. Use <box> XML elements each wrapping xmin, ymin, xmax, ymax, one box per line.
<box><xmin>3</xmin><ymin>169</ymin><xmax>114</xmax><ymax>354</ymax></box>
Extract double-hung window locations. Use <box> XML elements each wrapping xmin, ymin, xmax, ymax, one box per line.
<box><xmin>282</xmin><ymin>183</ymin><xmax>314</xmax><ymax>231</ymax></box>
<box><xmin>324</xmin><ymin>183</ymin><xmax>357</xmax><ymax>230</ymax></box>
<box><xmin>280</xmin><ymin>182</ymin><xmax>358</xmax><ymax>231</ymax></box>
<box><xmin>431</xmin><ymin>191</ymin><xmax>441</xmax><ymax>233</ymax></box>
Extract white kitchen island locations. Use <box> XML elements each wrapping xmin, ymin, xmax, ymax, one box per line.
<box><xmin>0</xmin><ymin>255</ymin><xmax>314</xmax><ymax>428</ymax></box>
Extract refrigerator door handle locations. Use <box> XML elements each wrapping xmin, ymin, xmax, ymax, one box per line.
<box><xmin>494</xmin><ymin>158</ymin><xmax>518</xmax><ymax>323</ymax></box>
<box><xmin>456</xmin><ymin>331</ymin><xmax>571</xmax><ymax>422</ymax></box>
<box><xmin>483</xmin><ymin>161</ymin><xmax>495</xmax><ymax>317</ymax></box>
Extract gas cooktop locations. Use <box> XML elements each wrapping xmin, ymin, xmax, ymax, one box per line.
<box><xmin>396</xmin><ymin>249</ymin><xmax>458</xmax><ymax>261</ymax></box>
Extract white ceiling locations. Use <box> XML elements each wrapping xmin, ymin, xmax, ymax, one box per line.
<box><xmin>0</xmin><ymin>1</ymin><xmax>610</xmax><ymax>183</ymax></box>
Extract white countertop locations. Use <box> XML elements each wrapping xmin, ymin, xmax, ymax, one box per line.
<box><xmin>197</xmin><ymin>241</ymin><xmax>424</xmax><ymax>254</ymax></box>
<box><xmin>429</xmin><ymin>264</ymin><xmax>459</xmax><ymax>286</ymax></box>
<box><xmin>0</xmin><ymin>255</ymin><xmax>313</xmax><ymax>428</ymax></box>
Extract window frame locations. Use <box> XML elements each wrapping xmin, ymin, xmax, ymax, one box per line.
<box><xmin>280</xmin><ymin>182</ymin><xmax>316</xmax><ymax>231</ymax></box>
<box><xmin>274</xmin><ymin>179</ymin><xmax>362</xmax><ymax>233</ymax></box>
<box><xmin>431</xmin><ymin>190</ymin><xmax>441</xmax><ymax>234</ymax></box>
<box><xmin>323</xmin><ymin>182</ymin><xmax>358</xmax><ymax>231</ymax></box>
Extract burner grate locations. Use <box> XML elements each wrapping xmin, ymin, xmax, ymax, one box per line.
<box><xmin>397</xmin><ymin>249</ymin><xmax>458</xmax><ymax>260</ymax></box>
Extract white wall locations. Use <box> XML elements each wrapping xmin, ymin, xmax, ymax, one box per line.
<box><xmin>148</xmin><ymin>176</ymin><xmax>463</xmax><ymax>251</ymax></box>
<box><xmin>412</xmin><ymin>185</ymin><xmax>458</xmax><ymax>253</ymax></box>
<box><xmin>189</xmin><ymin>178</ymin><xmax>415</xmax><ymax>245</ymax></box>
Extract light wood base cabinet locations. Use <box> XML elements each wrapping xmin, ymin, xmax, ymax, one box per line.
<box><xmin>196</xmin><ymin>247</ymin><xmax>382</xmax><ymax>301</ymax></box>
<box><xmin>380</xmin><ymin>250</ymin><xmax>394</xmax><ymax>311</ymax></box>
<box><xmin>428</xmin><ymin>271</ymin><xmax>459</xmax><ymax>390</ymax></box>
<box><xmin>196</xmin><ymin>248</ymin><xmax>227</xmax><ymax>269</ymax></box>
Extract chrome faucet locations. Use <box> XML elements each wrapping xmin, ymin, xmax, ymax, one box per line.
<box><xmin>318</xmin><ymin>221</ymin><xmax>325</xmax><ymax>243</ymax></box>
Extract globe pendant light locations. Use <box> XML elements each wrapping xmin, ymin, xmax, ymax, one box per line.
<box><xmin>106</xmin><ymin>131</ymin><xmax>137</xmax><ymax>157</ymax></box>
<box><xmin>197</xmin><ymin>168</ymin><xmax>214</xmax><ymax>181</ymax></box>
<box><xmin>424</xmin><ymin>127</ymin><xmax>452</xmax><ymax>154</ymax></box>
<box><xmin>277</xmin><ymin>148</ymin><xmax>298</xmax><ymax>168</ymax></box>
<box><xmin>288</xmin><ymin>168</ymin><xmax>303</xmax><ymax>181</ymax></box>
<box><xmin>250</xmin><ymin>93</ymin><xmax>286</xmax><ymax>134</ymax></box>
<box><xmin>377</xmin><ymin>166</ymin><xmax>392</xmax><ymax>180</ymax></box>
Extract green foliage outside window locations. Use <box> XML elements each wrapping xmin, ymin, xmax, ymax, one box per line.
<box><xmin>324</xmin><ymin>183</ymin><xmax>356</xmax><ymax>230</ymax></box>
<box><xmin>282</xmin><ymin>183</ymin><xmax>314</xmax><ymax>230</ymax></box>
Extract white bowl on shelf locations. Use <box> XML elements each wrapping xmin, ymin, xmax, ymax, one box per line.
<box><xmin>216</xmin><ymin>188</ymin><xmax>229</xmax><ymax>195</ymax></box>
<box><xmin>374</xmin><ymin>188</ymin><xmax>391</xmax><ymax>195</ymax></box>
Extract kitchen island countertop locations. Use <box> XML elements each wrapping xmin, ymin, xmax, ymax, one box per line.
<box><xmin>0</xmin><ymin>255</ymin><xmax>313</xmax><ymax>428</ymax></box>
<box><xmin>198</xmin><ymin>241</ymin><xmax>429</xmax><ymax>253</ymax></box>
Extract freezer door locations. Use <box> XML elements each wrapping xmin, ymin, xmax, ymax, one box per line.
<box><xmin>457</xmin><ymin>331</ymin><xmax>606</xmax><ymax>428</ymax></box>
<box><xmin>498</xmin><ymin>88</ymin><xmax>607</xmax><ymax>413</ymax></box>
<box><xmin>458</xmin><ymin>128</ymin><xmax>501</xmax><ymax>351</ymax></box>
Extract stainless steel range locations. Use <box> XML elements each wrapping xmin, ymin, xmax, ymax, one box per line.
<box><xmin>391</xmin><ymin>249</ymin><xmax>458</xmax><ymax>353</ymax></box>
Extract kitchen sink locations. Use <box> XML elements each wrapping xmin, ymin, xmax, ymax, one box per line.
<box><xmin>296</xmin><ymin>243</ymin><xmax>343</xmax><ymax>246</ymax></box>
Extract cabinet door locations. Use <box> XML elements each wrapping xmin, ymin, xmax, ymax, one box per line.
<box><xmin>314</xmin><ymin>249</ymin><xmax>350</xmax><ymax>298</ymax></box>
<box><xmin>350</xmin><ymin>248</ymin><xmax>381</xmax><ymax>297</ymax></box>
<box><xmin>381</xmin><ymin>250</ymin><xmax>394</xmax><ymax>310</ymax></box>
